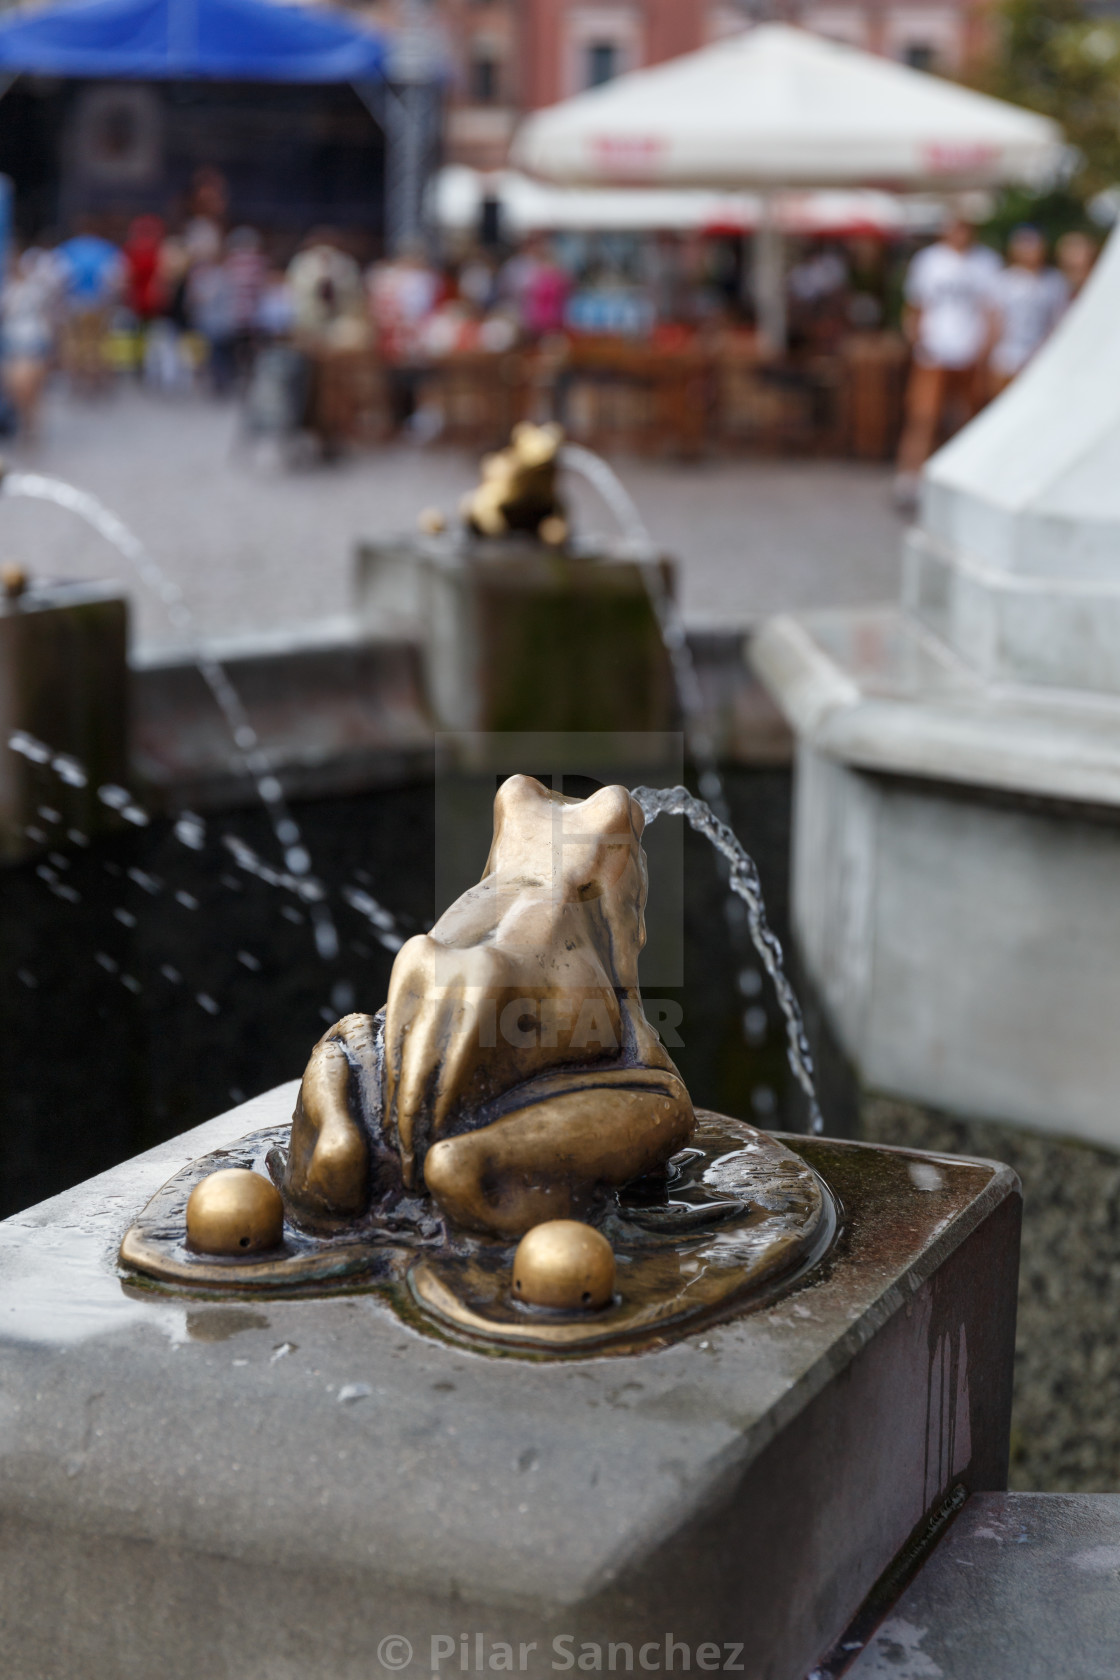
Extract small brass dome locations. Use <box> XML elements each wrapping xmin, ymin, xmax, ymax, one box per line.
<box><xmin>512</xmin><ymin>1220</ymin><xmax>615</xmax><ymax>1311</ymax></box>
<box><xmin>186</xmin><ymin>1169</ymin><xmax>284</xmax><ymax>1256</ymax></box>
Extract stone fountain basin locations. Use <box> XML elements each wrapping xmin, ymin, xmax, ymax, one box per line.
<box><xmin>0</xmin><ymin>1083</ymin><xmax>1019</xmax><ymax>1680</ymax></box>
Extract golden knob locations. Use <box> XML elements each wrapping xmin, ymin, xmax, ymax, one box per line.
<box><xmin>1</xmin><ymin>563</ymin><xmax>27</xmax><ymax>600</ymax></box>
<box><xmin>186</xmin><ymin>1168</ymin><xmax>284</xmax><ymax>1256</ymax></box>
<box><xmin>512</xmin><ymin>1220</ymin><xmax>615</xmax><ymax>1311</ymax></box>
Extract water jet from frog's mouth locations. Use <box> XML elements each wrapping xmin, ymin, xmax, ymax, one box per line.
<box><xmin>633</xmin><ymin>784</ymin><xmax>823</xmax><ymax>1136</ymax></box>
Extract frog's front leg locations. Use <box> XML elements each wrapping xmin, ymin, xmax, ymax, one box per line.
<box><xmin>282</xmin><ymin>1013</ymin><xmax>383</xmax><ymax>1230</ymax></box>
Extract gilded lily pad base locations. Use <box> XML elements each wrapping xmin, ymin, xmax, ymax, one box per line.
<box><xmin>410</xmin><ymin>1115</ymin><xmax>834</xmax><ymax>1350</ymax></box>
<box><xmin>117</xmin><ymin>1125</ymin><xmax>429</xmax><ymax>1293</ymax></box>
<box><xmin>119</xmin><ymin>1113</ymin><xmax>834</xmax><ymax>1351</ymax></box>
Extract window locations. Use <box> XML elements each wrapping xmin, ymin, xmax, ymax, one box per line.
<box><xmin>586</xmin><ymin>41</ymin><xmax>619</xmax><ymax>87</ymax></box>
<box><xmin>904</xmin><ymin>42</ymin><xmax>935</xmax><ymax>69</ymax></box>
<box><xmin>471</xmin><ymin>54</ymin><xmax>500</xmax><ymax>102</ymax></box>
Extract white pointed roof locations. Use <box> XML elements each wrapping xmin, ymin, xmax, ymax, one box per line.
<box><xmin>924</xmin><ymin>228</ymin><xmax>1120</xmax><ymax>581</ymax></box>
<box><xmin>511</xmin><ymin>25</ymin><xmax>1061</xmax><ymax>191</ymax></box>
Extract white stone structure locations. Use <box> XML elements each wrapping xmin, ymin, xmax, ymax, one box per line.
<box><xmin>754</xmin><ymin>230</ymin><xmax>1120</xmax><ymax>1150</ymax></box>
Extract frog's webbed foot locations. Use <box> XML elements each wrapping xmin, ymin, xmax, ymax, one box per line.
<box><xmin>279</xmin><ymin>1012</ymin><xmax>397</xmax><ymax>1232</ymax></box>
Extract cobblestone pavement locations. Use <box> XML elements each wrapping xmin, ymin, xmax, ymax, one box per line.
<box><xmin>0</xmin><ymin>385</ymin><xmax>902</xmax><ymax>654</ymax></box>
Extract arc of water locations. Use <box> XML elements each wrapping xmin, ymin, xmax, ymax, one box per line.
<box><xmin>2</xmin><ymin>469</ymin><xmax>343</xmax><ymax>960</ymax></box>
<box><xmin>560</xmin><ymin>447</ymin><xmax>816</xmax><ymax>1126</ymax></box>
<box><xmin>634</xmin><ymin>785</ymin><xmax>823</xmax><ymax>1135</ymax></box>
<box><xmin>559</xmin><ymin>444</ymin><xmax>724</xmax><ymax>806</ymax></box>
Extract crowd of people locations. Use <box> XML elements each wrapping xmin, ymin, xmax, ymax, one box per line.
<box><xmin>894</xmin><ymin>217</ymin><xmax>1098</xmax><ymax>503</ymax></box>
<box><xmin>0</xmin><ymin>165</ymin><xmax>1101</xmax><ymax>465</ymax></box>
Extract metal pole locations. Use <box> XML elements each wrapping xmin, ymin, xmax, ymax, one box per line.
<box><xmin>754</xmin><ymin>192</ymin><xmax>787</xmax><ymax>354</ymax></box>
<box><xmin>354</xmin><ymin>0</ymin><xmax>443</xmax><ymax>254</ymax></box>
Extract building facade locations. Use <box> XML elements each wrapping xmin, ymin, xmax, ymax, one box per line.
<box><xmin>354</xmin><ymin>0</ymin><xmax>994</xmax><ymax>171</ymax></box>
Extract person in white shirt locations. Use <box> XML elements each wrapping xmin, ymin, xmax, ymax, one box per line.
<box><xmin>895</xmin><ymin>218</ymin><xmax>999</xmax><ymax>496</ymax></box>
<box><xmin>987</xmin><ymin>225</ymin><xmax>1068</xmax><ymax>396</ymax></box>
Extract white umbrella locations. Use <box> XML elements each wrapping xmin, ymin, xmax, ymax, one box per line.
<box><xmin>512</xmin><ymin>25</ymin><xmax>1061</xmax><ymax>191</ymax></box>
<box><xmin>433</xmin><ymin>164</ymin><xmax>943</xmax><ymax>239</ymax></box>
<box><xmin>511</xmin><ymin>25</ymin><xmax>1063</xmax><ymax>344</ymax></box>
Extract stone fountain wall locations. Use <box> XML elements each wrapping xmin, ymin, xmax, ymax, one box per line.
<box><xmin>756</xmin><ymin>227</ymin><xmax>1120</xmax><ymax>1496</ymax></box>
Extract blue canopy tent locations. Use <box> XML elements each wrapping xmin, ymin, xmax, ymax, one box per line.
<box><xmin>0</xmin><ymin>0</ymin><xmax>387</xmax><ymax>84</ymax></box>
<box><xmin>0</xmin><ymin>0</ymin><xmax>437</xmax><ymax>245</ymax></box>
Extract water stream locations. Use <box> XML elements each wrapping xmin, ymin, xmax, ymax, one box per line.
<box><xmin>2</xmin><ymin>469</ymin><xmax>344</xmax><ymax>960</ymax></box>
<box><xmin>560</xmin><ymin>443</ymin><xmax>723</xmax><ymax>798</ymax></box>
<box><xmin>633</xmin><ymin>785</ymin><xmax>823</xmax><ymax>1134</ymax></box>
<box><xmin>560</xmin><ymin>446</ymin><xmax>819</xmax><ymax>1127</ymax></box>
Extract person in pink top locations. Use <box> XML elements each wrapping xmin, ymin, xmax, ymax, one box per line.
<box><xmin>524</xmin><ymin>245</ymin><xmax>571</xmax><ymax>338</ymax></box>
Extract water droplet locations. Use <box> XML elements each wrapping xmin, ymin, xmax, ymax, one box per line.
<box><xmin>9</xmin><ymin>731</ymin><xmax>51</xmax><ymax>764</ymax></box>
<box><xmin>228</xmin><ymin>1087</ymin><xmax>245</xmax><ymax>1105</ymax></box>
<box><xmin>127</xmin><ymin>867</ymin><xmax>161</xmax><ymax>894</ymax></box>
<box><xmin>160</xmin><ymin>964</ymin><xmax>182</xmax><ymax>983</ymax></box>
<box><xmin>24</xmin><ymin>826</ymin><xmax>46</xmax><ymax>843</ymax></box>
<box><xmin>281</xmin><ymin>906</ymin><xmax>304</xmax><ymax>925</ymax></box>
<box><xmin>256</xmin><ymin>776</ymin><xmax>283</xmax><ymax>804</ymax></box>
<box><xmin>319</xmin><ymin>1005</ymin><xmax>337</xmax><ymax>1024</ymax></box>
<box><xmin>16</xmin><ymin>969</ymin><xmax>37</xmax><ymax>988</ymax></box>
<box><xmin>121</xmin><ymin>974</ymin><xmax>142</xmax><ymax>994</ymax></box>
<box><xmin>121</xmin><ymin>804</ymin><xmax>149</xmax><ymax>828</ymax></box>
<box><xmin>47</xmin><ymin>851</ymin><xmax>69</xmax><ymax>869</ymax></box>
<box><xmin>52</xmin><ymin>755</ymin><xmax>87</xmax><ymax>788</ymax></box>
<box><xmin>95</xmin><ymin>952</ymin><xmax>119</xmax><ymax>973</ymax></box>
<box><xmin>698</xmin><ymin>770</ymin><xmax>722</xmax><ymax>802</ymax></box>
<box><xmin>342</xmin><ymin>886</ymin><xmax>397</xmax><ymax>932</ymax></box>
<box><xmin>98</xmin><ymin>784</ymin><xmax>131</xmax><ymax>811</ymax></box>
<box><xmin>313</xmin><ymin>917</ymin><xmax>339</xmax><ymax>961</ymax></box>
<box><xmin>743</xmin><ymin>1006</ymin><xmax>768</xmax><ymax>1044</ymax></box>
<box><xmin>330</xmin><ymin>981</ymin><xmax>355</xmax><ymax>1013</ymax></box>
<box><xmin>67</xmin><ymin>829</ymin><xmax>89</xmax><ymax>847</ymax></box>
<box><xmin>37</xmin><ymin>807</ymin><xmax>61</xmax><ymax>825</ymax></box>
<box><xmin>52</xmin><ymin>882</ymin><xmax>81</xmax><ymax>904</ymax></box>
<box><xmin>219</xmin><ymin>874</ymin><xmax>244</xmax><ymax>893</ymax></box>
<box><xmin>237</xmin><ymin>950</ymin><xmax>261</xmax><ymax>973</ymax></box>
<box><xmin>174</xmin><ymin>813</ymin><xmax>206</xmax><ymax>851</ymax></box>
<box><xmin>276</xmin><ymin>819</ymin><xmax>300</xmax><ymax>846</ymax></box>
<box><xmin>176</xmin><ymin>891</ymin><xmax>199</xmax><ymax>910</ymax></box>
<box><xmin>113</xmin><ymin>907</ymin><xmax>137</xmax><ymax>928</ymax></box>
<box><xmin>35</xmin><ymin>864</ymin><xmax>57</xmax><ymax>884</ymax></box>
<box><xmin>234</xmin><ymin>725</ymin><xmax>256</xmax><ymax>751</ymax></box>
<box><xmin>751</xmin><ymin>1086</ymin><xmax>777</xmax><ymax>1117</ymax></box>
<box><xmin>196</xmin><ymin>993</ymin><xmax>220</xmax><ymax>1015</ymax></box>
<box><xmin>738</xmin><ymin>968</ymin><xmax>763</xmax><ymax>997</ymax></box>
<box><xmin>284</xmin><ymin>846</ymin><xmax>310</xmax><ymax>876</ymax></box>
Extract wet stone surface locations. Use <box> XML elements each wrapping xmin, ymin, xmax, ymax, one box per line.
<box><xmin>845</xmin><ymin>1492</ymin><xmax>1120</xmax><ymax>1679</ymax></box>
<box><xmin>0</xmin><ymin>1089</ymin><xmax>1020</xmax><ymax>1680</ymax></box>
<box><xmin>862</xmin><ymin>1096</ymin><xmax>1120</xmax><ymax>1493</ymax></box>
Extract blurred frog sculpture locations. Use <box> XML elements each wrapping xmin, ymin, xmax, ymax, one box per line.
<box><xmin>283</xmin><ymin>775</ymin><xmax>693</xmax><ymax>1238</ymax></box>
<box><xmin>461</xmin><ymin>421</ymin><xmax>568</xmax><ymax>544</ymax></box>
<box><xmin>121</xmin><ymin>776</ymin><xmax>832</xmax><ymax>1352</ymax></box>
